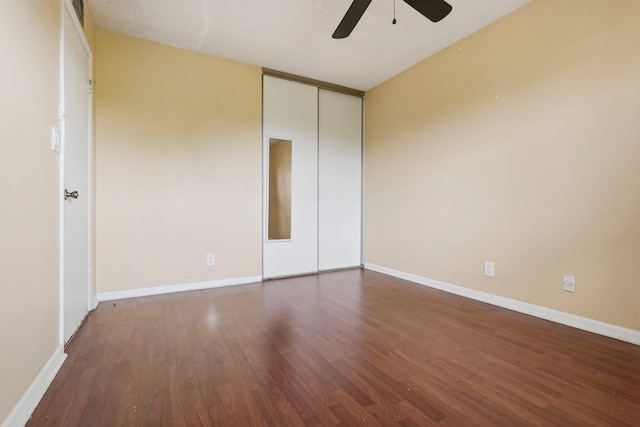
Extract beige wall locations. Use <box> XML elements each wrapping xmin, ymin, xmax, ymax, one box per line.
<box><xmin>95</xmin><ymin>31</ymin><xmax>262</xmax><ymax>293</ymax></box>
<box><xmin>83</xmin><ymin>1</ymin><xmax>96</xmax><ymax>52</ymax></box>
<box><xmin>365</xmin><ymin>0</ymin><xmax>640</xmax><ymax>331</ymax></box>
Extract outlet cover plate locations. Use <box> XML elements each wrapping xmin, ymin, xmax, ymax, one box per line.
<box><xmin>562</xmin><ymin>274</ymin><xmax>575</xmax><ymax>293</ymax></box>
<box><xmin>484</xmin><ymin>261</ymin><xmax>495</xmax><ymax>277</ymax></box>
<box><xmin>206</xmin><ymin>254</ymin><xmax>215</xmax><ymax>266</ymax></box>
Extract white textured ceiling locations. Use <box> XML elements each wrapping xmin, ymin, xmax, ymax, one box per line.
<box><xmin>89</xmin><ymin>0</ymin><xmax>530</xmax><ymax>91</ymax></box>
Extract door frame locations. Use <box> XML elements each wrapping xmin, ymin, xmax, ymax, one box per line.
<box><xmin>58</xmin><ymin>0</ymin><xmax>94</xmax><ymax>345</ymax></box>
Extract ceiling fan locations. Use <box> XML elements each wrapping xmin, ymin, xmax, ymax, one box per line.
<box><xmin>332</xmin><ymin>0</ymin><xmax>453</xmax><ymax>39</ymax></box>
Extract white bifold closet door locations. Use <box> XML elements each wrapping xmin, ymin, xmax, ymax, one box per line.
<box><xmin>263</xmin><ymin>76</ymin><xmax>362</xmax><ymax>279</ymax></box>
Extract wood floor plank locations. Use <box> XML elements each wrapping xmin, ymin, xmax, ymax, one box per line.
<box><xmin>26</xmin><ymin>269</ymin><xmax>640</xmax><ymax>426</ymax></box>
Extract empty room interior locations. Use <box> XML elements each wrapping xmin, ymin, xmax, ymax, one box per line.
<box><xmin>2</xmin><ymin>0</ymin><xmax>640</xmax><ymax>426</ymax></box>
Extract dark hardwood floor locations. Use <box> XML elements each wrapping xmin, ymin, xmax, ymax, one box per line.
<box><xmin>27</xmin><ymin>269</ymin><xmax>640</xmax><ymax>426</ymax></box>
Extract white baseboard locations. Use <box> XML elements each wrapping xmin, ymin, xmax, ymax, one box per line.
<box><xmin>364</xmin><ymin>263</ymin><xmax>640</xmax><ymax>346</ymax></box>
<box><xmin>2</xmin><ymin>346</ymin><xmax>67</xmax><ymax>427</ymax></box>
<box><xmin>90</xmin><ymin>294</ymin><xmax>99</xmax><ymax>311</ymax></box>
<box><xmin>97</xmin><ymin>275</ymin><xmax>263</xmax><ymax>302</ymax></box>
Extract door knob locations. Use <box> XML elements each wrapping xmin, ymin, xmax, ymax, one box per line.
<box><xmin>64</xmin><ymin>189</ymin><xmax>79</xmax><ymax>200</ymax></box>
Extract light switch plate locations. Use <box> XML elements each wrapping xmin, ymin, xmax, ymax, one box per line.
<box><xmin>51</xmin><ymin>125</ymin><xmax>61</xmax><ymax>153</ymax></box>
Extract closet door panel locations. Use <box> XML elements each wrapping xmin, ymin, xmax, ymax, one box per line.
<box><xmin>263</xmin><ymin>76</ymin><xmax>318</xmax><ymax>278</ymax></box>
<box><xmin>318</xmin><ymin>89</ymin><xmax>363</xmax><ymax>271</ymax></box>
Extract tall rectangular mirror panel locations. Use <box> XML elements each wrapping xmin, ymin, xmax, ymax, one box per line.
<box><xmin>268</xmin><ymin>138</ymin><xmax>292</xmax><ymax>240</ymax></box>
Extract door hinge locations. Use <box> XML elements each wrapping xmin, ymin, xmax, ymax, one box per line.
<box><xmin>88</xmin><ymin>79</ymin><xmax>96</xmax><ymax>93</ymax></box>
<box><xmin>88</xmin><ymin>264</ymin><xmax>93</xmax><ymax>277</ymax></box>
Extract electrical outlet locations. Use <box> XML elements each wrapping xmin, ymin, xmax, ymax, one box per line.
<box><xmin>484</xmin><ymin>261</ymin><xmax>495</xmax><ymax>277</ymax></box>
<box><xmin>206</xmin><ymin>254</ymin><xmax>215</xmax><ymax>266</ymax></box>
<box><xmin>562</xmin><ymin>274</ymin><xmax>575</xmax><ymax>293</ymax></box>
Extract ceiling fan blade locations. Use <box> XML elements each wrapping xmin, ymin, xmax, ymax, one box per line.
<box><xmin>402</xmin><ymin>0</ymin><xmax>452</xmax><ymax>23</ymax></box>
<box><xmin>332</xmin><ymin>0</ymin><xmax>373</xmax><ymax>39</ymax></box>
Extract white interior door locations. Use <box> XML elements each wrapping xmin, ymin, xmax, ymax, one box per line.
<box><xmin>318</xmin><ymin>90</ymin><xmax>363</xmax><ymax>270</ymax></box>
<box><xmin>263</xmin><ymin>76</ymin><xmax>318</xmax><ymax>278</ymax></box>
<box><xmin>62</xmin><ymin>4</ymin><xmax>91</xmax><ymax>344</ymax></box>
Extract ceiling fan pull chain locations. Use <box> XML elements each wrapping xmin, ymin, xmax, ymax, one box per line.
<box><xmin>393</xmin><ymin>0</ymin><xmax>397</xmax><ymax>24</ymax></box>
